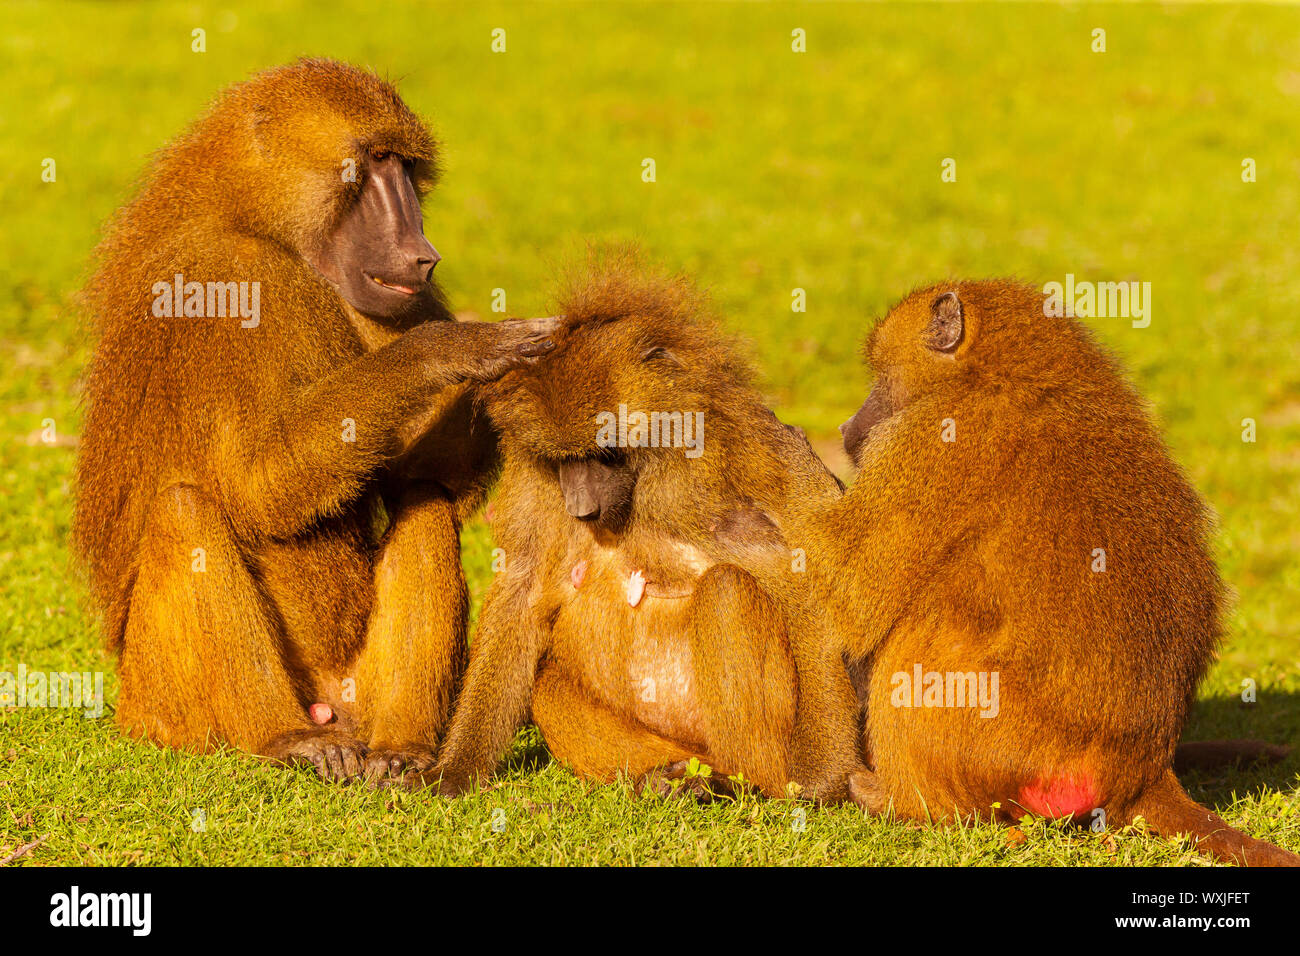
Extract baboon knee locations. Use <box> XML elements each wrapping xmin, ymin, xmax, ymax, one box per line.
<box><xmin>144</xmin><ymin>483</ymin><xmax>222</xmax><ymax>540</ymax></box>
<box><xmin>388</xmin><ymin>487</ymin><xmax>457</xmax><ymax>537</ymax></box>
<box><xmin>696</xmin><ymin>563</ymin><xmax>775</xmax><ymax>617</ymax></box>
<box><xmin>378</xmin><ymin>491</ymin><xmax>461</xmax><ymax>583</ymax></box>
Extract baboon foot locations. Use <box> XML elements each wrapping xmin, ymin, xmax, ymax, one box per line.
<box><xmin>847</xmin><ymin>768</ymin><xmax>889</xmax><ymax>814</ymax></box>
<box><xmin>636</xmin><ymin>760</ymin><xmax>741</xmax><ymax>803</ymax></box>
<box><xmin>375</xmin><ymin>764</ymin><xmax>478</xmax><ymax>796</ymax></box>
<box><xmin>363</xmin><ymin>745</ymin><xmax>437</xmax><ymax>781</ymax></box>
<box><xmin>791</xmin><ymin>768</ymin><xmax>858</xmax><ymax>804</ymax></box>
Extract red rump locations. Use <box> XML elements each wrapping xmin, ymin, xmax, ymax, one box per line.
<box><xmin>1019</xmin><ymin>774</ymin><xmax>1099</xmax><ymax>819</ymax></box>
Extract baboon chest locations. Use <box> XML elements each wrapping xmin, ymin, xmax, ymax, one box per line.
<box><xmin>547</xmin><ymin>540</ymin><xmax>713</xmax><ymax>744</ymax></box>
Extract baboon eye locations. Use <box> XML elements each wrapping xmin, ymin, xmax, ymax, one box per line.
<box><xmin>369</xmin><ymin>149</ymin><xmax>391</xmax><ymax>162</ymax></box>
<box><xmin>640</xmin><ymin>345</ymin><xmax>679</xmax><ymax>365</ymax></box>
<box><xmin>595</xmin><ymin>447</ymin><xmax>625</xmax><ymax>466</ymax></box>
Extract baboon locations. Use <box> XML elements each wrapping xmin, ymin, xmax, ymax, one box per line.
<box><xmin>403</xmin><ymin>261</ymin><xmax>863</xmax><ymax>798</ymax></box>
<box><xmin>808</xmin><ymin>280</ymin><xmax>1298</xmax><ymax>865</ymax></box>
<box><xmin>72</xmin><ymin>58</ymin><xmax>556</xmax><ymax>780</ymax></box>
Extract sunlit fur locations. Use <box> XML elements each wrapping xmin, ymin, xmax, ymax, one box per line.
<box><xmin>426</xmin><ymin>256</ymin><xmax>861</xmax><ymax>798</ymax></box>
<box><xmin>72</xmin><ymin>59</ymin><xmax>479</xmax><ymax>766</ymax></box>
<box><xmin>803</xmin><ymin>279</ymin><xmax>1296</xmax><ymax>864</ymax></box>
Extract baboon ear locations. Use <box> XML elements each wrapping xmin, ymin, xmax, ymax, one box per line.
<box><xmin>247</xmin><ymin>105</ymin><xmax>274</xmax><ymax>158</ymax></box>
<box><xmin>924</xmin><ymin>291</ymin><xmax>964</xmax><ymax>353</ymax></box>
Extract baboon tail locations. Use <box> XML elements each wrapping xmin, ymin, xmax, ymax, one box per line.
<box><xmin>1174</xmin><ymin>739</ymin><xmax>1290</xmax><ymax>774</ymax></box>
<box><xmin>1129</xmin><ymin>770</ymin><xmax>1299</xmax><ymax>867</ymax></box>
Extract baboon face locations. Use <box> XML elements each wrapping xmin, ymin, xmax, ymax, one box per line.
<box><xmin>844</xmin><ymin>289</ymin><xmax>968</xmax><ymax>462</ymax></box>
<box><xmin>306</xmin><ymin>151</ymin><xmax>442</xmax><ymax>323</ymax></box>
<box><xmin>556</xmin><ymin>453</ymin><xmax>637</xmax><ymax>528</ymax></box>
<box><xmin>489</xmin><ymin>314</ymin><xmax>721</xmax><ymax>531</ymax></box>
<box><xmin>840</xmin><ymin>383</ymin><xmax>893</xmax><ymax>465</ymax></box>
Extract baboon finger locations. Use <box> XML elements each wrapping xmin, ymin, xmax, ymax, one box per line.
<box><xmin>340</xmin><ymin>745</ymin><xmax>364</xmax><ymax>779</ymax></box>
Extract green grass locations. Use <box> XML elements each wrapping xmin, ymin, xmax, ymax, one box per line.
<box><xmin>2</xmin><ymin>0</ymin><xmax>1299</xmax><ymax>866</ymax></box>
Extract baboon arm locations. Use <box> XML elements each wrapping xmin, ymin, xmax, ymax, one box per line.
<box><xmin>430</xmin><ymin>571</ymin><xmax>548</xmax><ymax>792</ymax></box>
<box><xmin>218</xmin><ymin>322</ymin><xmax>508</xmax><ymax>540</ymax></box>
<box><xmin>706</xmin><ymin>507</ymin><xmax>865</xmax><ymax>799</ymax></box>
<box><xmin>815</xmin><ymin>500</ymin><xmax>941</xmax><ymax>659</ymax></box>
<box><xmin>817</xmin><ymin>409</ymin><xmax>1009</xmax><ymax>660</ymax></box>
<box><xmin>768</xmin><ymin>412</ymin><xmax>845</xmax><ymax>502</ymax></box>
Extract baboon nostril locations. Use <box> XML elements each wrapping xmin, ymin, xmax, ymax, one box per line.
<box><xmin>566</xmin><ymin>491</ymin><xmax>600</xmax><ymax>521</ymax></box>
<box><xmin>407</xmin><ymin>240</ymin><xmax>440</xmax><ymax>281</ymax></box>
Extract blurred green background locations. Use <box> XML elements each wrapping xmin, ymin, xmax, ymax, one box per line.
<box><xmin>1</xmin><ymin>1</ymin><xmax>1297</xmax><ymax>865</ymax></box>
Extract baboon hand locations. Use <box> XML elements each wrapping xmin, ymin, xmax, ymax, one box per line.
<box><xmin>506</xmin><ymin>315</ymin><xmax>564</xmax><ymax>357</ymax></box>
<box><xmin>409</xmin><ymin>315</ymin><xmax>560</xmax><ymax>384</ymax></box>
<box><xmin>262</xmin><ymin>729</ymin><xmax>370</xmax><ymax>782</ymax></box>
<box><xmin>463</xmin><ymin>316</ymin><xmax>562</xmax><ymax>381</ymax></box>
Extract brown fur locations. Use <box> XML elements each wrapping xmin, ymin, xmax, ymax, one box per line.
<box><xmin>410</xmin><ymin>257</ymin><xmax>862</xmax><ymax>798</ymax></box>
<box><xmin>805</xmin><ymin>280</ymin><xmax>1297</xmax><ymax>865</ymax></box>
<box><xmin>72</xmin><ymin>58</ymin><xmax>538</xmax><ymax>777</ymax></box>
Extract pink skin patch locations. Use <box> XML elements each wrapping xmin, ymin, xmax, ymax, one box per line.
<box><xmin>309</xmin><ymin>703</ymin><xmax>334</xmax><ymax>726</ymax></box>
<box><xmin>1019</xmin><ymin>774</ymin><xmax>1099</xmax><ymax>819</ymax></box>
<box><xmin>484</xmin><ymin>501</ymin><xmax>496</xmax><ymax>524</ymax></box>
<box><xmin>626</xmin><ymin>570</ymin><xmax>646</xmax><ymax>607</ymax></box>
<box><xmin>570</xmin><ymin>560</ymin><xmax>588</xmax><ymax>590</ymax></box>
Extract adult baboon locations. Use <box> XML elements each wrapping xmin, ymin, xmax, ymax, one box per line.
<box><xmin>808</xmin><ymin>281</ymin><xmax>1297</xmax><ymax>865</ymax></box>
<box><xmin>73</xmin><ymin>58</ymin><xmax>555</xmax><ymax>780</ymax></box>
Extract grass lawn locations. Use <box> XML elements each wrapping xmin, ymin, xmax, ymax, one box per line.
<box><xmin>2</xmin><ymin>0</ymin><xmax>1298</xmax><ymax>866</ymax></box>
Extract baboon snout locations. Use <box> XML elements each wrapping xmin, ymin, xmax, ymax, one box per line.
<box><xmin>841</xmin><ymin>384</ymin><xmax>892</xmax><ymax>464</ymax></box>
<box><xmin>565</xmin><ymin>486</ymin><xmax>601</xmax><ymax>521</ymax></box>
<box><xmin>397</xmin><ymin>234</ymin><xmax>440</xmax><ymax>283</ymax></box>
<box><xmin>558</xmin><ymin>458</ymin><xmax>634</xmax><ymax>525</ymax></box>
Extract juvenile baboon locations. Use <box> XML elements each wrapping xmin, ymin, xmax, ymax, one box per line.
<box><xmin>808</xmin><ymin>280</ymin><xmax>1298</xmax><ymax>865</ymax></box>
<box><xmin>72</xmin><ymin>58</ymin><xmax>555</xmax><ymax>779</ymax></box>
<box><xmin>404</xmin><ymin>261</ymin><xmax>863</xmax><ymax>798</ymax></box>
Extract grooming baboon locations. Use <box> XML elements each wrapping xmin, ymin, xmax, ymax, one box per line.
<box><xmin>808</xmin><ymin>280</ymin><xmax>1298</xmax><ymax>865</ymax></box>
<box><xmin>73</xmin><ymin>58</ymin><xmax>555</xmax><ymax>780</ymax></box>
<box><xmin>405</xmin><ymin>262</ymin><xmax>862</xmax><ymax>798</ymax></box>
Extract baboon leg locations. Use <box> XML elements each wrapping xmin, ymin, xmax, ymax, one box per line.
<box><xmin>785</xmin><ymin>604</ymin><xmax>865</xmax><ymax>802</ymax></box>
<box><xmin>118</xmin><ymin>484</ymin><xmax>327</xmax><ymax>756</ymax></box>
<box><xmin>352</xmin><ymin>484</ymin><xmax>468</xmax><ymax>778</ymax></box>
<box><xmin>687</xmin><ymin>564</ymin><xmax>798</xmax><ymax>798</ymax></box>
<box><xmin>533</xmin><ymin>665</ymin><xmax>696</xmax><ymax>783</ymax></box>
